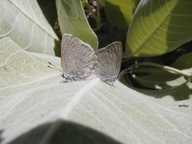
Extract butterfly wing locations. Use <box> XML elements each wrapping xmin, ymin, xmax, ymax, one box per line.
<box><xmin>61</xmin><ymin>34</ymin><xmax>96</xmax><ymax>80</ymax></box>
<box><xmin>94</xmin><ymin>42</ymin><xmax>122</xmax><ymax>84</ymax></box>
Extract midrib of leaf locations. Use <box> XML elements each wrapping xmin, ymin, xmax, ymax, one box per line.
<box><xmin>8</xmin><ymin>0</ymin><xmax>56</xmax><ymax>40</ymax></box>
<box><xmin>131</xmin><ymin>1</ymin><xmax>178</xmax><ymax>56</ymax></box>
<box><xmin>59</xmin><ymin>79</ymin><xmax>99</xmax><ymax>118</ymax></box>
<box><xmin>39</xmin><ymin>79</ymin><xmax>100</xmax><ymax>144</ymax></box>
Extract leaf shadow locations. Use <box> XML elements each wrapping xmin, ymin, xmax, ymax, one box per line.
<box><xmin>121</xmin><ymin>74</ymin><xmax>191</xmax><ymax>101</ymax></box>
<box><xmin>37</xmin><ymin>0</ymin><xmax>61</xmax><ymax>57</ymax></box>
<box><xmin>54</xmin><ymin>39</ymin><xmax>61</xmax><ymax>57</ymax></box>
<box><xmin>37</xmin><ymin>0</ymin><xmax>57</xmax><ymax>30</ymax></box>
<box><xmin>105</xmin><ymin>1</ymin><xmax>127</xmax><ymax>29</ymax></box>
<box><xmin>7</xmin><ymin>120</ymin><xmax>121</xmax><ymax>144</ymax></box>
<box><xmin>140</xmin><ymin>85</ymin><xmax>190</xmax><ymax>101</ymax></box>
<box><xmin>0</xmin><ymin>130</ymin><xmax>4</xmax><ymax>144</ymax></box>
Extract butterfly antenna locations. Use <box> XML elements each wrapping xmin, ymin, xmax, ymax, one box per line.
<box><xmin>47</xmin><ymin>62</ymin><xmax>62</xmax><ymax>73</ymax></box>
<box><xmin>119</xmin><ymin>67</ymin><xmax>133</xmax><ymax>77</ymax></box>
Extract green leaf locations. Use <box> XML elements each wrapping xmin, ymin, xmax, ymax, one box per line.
<box><xmin>0</xmin><ymin>0</ymin><xmax>59</xmax><ymax>55</ymax></box>
<box><xmin>172</xmin><ymin>52</ymin><xmax>192</xmax><ymax>69</ymax></box>
<box><xmin>98</xmin><ymin>0</ymin><xmax>106</xmax><ymax>6</ymax></box>
<box><xmin>81</xmin><ymin>0</ymin><xmax>88</xmax><ymax>6</ymax></box>
<box><xmin>105</xmin><ymin>0</ymin><xmax>139</xmax><ymax>29</ymax></box>
<box><xmin>125</xmin><ymin>0</ymin><xmax>192</xmax><ymax>57</ymax></box>
<box><xmin>56</xmin><ymin>0</ymin><xmax>98</xmax><ymax>50</ymax></box>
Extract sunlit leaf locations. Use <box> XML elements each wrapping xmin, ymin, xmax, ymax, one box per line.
<box><xmin>125</xmin><ymin>0</ymin><xmax>192</xmax><ymax>57</ymax></box>
<box><xmin>0</xmin><ymin>0</ymin><xmax>59</xmax><ymax>55</ymax></box>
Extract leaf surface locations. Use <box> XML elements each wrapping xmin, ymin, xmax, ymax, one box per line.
<box><xmin>0</xmin><ymin>0</ymin><xmax>59</xmax><ymax>55</ymax></box>
<box><xmin>105</xmin><ymin>0</ymin><xmax>139</xmax><ymax>29</ymax></box>
<box><xmin>0</xmin><ymin>41</ymin><xmax>192</xmax><ymax>143</ymax></box>
<box><xmin>56</xmin><ymin>0</ymin><xmax>98</xmax><ymax>50</ymax></box>
<box><xmin>172</xmin><ymin>52</ymin><xmax>192</xmax><ymax>69</ymax></box>
<box><xmin>125</xmin><ymin>0</ymin><xmax>192</xmax><ymax>57</ymax></box>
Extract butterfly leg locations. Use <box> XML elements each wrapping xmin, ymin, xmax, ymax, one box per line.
<box><xmin>70</xmin><ymin>78</ymin><xmax>76</xmax><ymax>81</ymax></box>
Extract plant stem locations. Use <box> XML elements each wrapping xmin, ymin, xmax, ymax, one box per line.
<box><xmin>133</xmin><ymin>62</ymin><xmax>192</xmax><ymax>77</ymax></box>
<box><xmin>85</xmin><ymin>0</ymin><xmax>102</xmax><ymax>31</ymax></box>
<box><xmin>95</xmin><ymin>0</ymin><xmax>102</xmax><ymax>30</ymax></box>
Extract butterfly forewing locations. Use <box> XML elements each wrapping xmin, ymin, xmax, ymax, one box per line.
<box><xmin>94</xmin><ymin>42</ymin><xmax>122</xmax><ymax>84</ymax></box>
<box><xmin>61</xmin><ymin>34</ymin><xmax>96</xmax><ymax>80</ymax></box>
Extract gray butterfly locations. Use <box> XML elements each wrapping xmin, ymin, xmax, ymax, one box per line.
<box><xmin>49</xmin><ymin>33</ymin><xmax>96</xmax><ymax>82</ymax></box>
<box><xmin>94</xmin><ymin>42</ymin><xmax>122</xmax><ymax>85</ymax></box>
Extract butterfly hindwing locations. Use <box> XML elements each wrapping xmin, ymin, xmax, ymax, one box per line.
<box><xmin>94</xmin><ymin>42</ymin><xmax>122</xmax><ymax>85</ymax></box>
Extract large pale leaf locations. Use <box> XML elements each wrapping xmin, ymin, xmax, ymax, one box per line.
<box><xmin>0</xmin><ymin>0</ymin><xmax>59</xmax><ymax>55</ymax></box>
<box><xmin>125</xmin><ymin>0</ymin><xmax>192</xmax><ymax>57</ymax></box>
<box><xmin>0</xmin><ymin>38</ymin><xmax>192</xmax><ymax>143</ymax></box>
<box><xmin>56</xmin><ymin>0</ymin><xmax>98</xmax><ymax>50</ymax></box>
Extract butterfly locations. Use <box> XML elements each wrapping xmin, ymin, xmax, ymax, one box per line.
<box><xmin>48</xmin><ymin>33</ymin><xmax>96</xmax><ymax>82</ymax></box>
<box><xmin>93</xmin><ymin>42</ymin><xmax>122</xmax><ymax>85</ymax></box>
